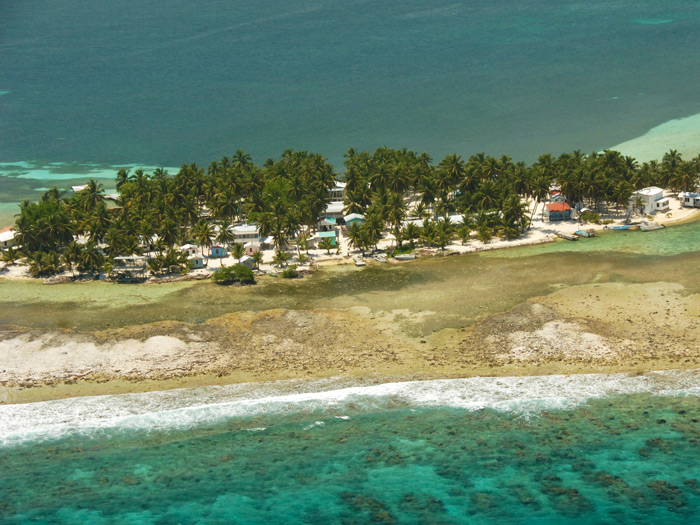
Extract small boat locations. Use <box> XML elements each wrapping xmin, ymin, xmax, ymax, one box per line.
<box><xmin>354</xmin><ymin>259</ymin><xmax>366</xmax><ymax>267</ymax></box>
<box><xmin>555</xmin><ymin>232</ymin><xmax>578</xmax><ymax>241</ymax></box>
<box><xmin>394</xmin><ymin>254</ymin><xmax>416</xmax><ymax>261</ymax></box>
<box><xmin>605</xmin><ymin>225</ymin><xmax>630</xmax><ymax>230</ymax></box>
<box><xmin>574</xmin><ymin>230</ymin><xmax>594</xmax><ymax>238</ymax></box>
<box><xmin>374</xmin><ymin>255</ymin><xmax>387</xmax><ymax>263</ymax></box>
<box><xmin>640</xmin><ymin>222</ymin><xmax>665</xmax><ymax>231</ymax></box>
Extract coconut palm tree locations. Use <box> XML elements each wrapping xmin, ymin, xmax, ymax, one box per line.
<box><xmin>231</xmin><ymin>242</ymin><xmax>245</xmax><ymax>264</ymax></box>
<box><xmin>251</xmin><ymin>250</ymin><xmax>264</xmax><ymax>270</ymax></box>
<box><xmin>318</xmin><ymin>237</ymin><xmax>334</xmax><ymax>255</ymax></box>
<box><xmin>192</xmin><ymin>220</ymin><xmax>215</xmax><ymax>262</ymax></box>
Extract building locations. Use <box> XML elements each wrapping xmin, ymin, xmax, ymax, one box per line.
<box><xmin>679</xmin><ymin>192</ymin><xmax>700</xmax><ymax>208</ymax></box>
<box><xmin>0</xmin><ymin>227</ymin><xmax>16</xmax><ymax>249</ymax></box>
<box><xmin>231</xmin><ymin>224</ymin><xmax>260</xmax><ymax>243</ymax></box>
<box><xmin>343</xmin><ymin>213</ymin><xmax>365</xmax><ymax>227</ymax></box>
<box><xmin>71</xmin><ymin>184</ymin><xmax>88</xmax><ymax>192</ymax></box>
<box><xmin>239</xmin><ymin>255</ymin><xmax>256</xmax><ymax>269</ymax></box>
<box><xmin>546</xmin><ymin>202</ymin><xmax>572</xmax><ymax>221</ymax></box>
<box><xmin>180</xmin><ymin>244</ymin><xmax>199</xmax><ymax>257</ymax></box>
<box><xmin>630</xmin><ymin>187</ymin><xmax>670</xmax><ymax>214</ymax></box>
<box><xmin>550</xmin><ymin>192</ymin><xmax>566</xmax><ymax>204</ymax></box>
<box><xmin>244</xmin><ymin>241</ymin><xmax>261</xmax><ymax>256</ymax></box>
<box><xmin>318</xmin><ymin>217</ymin><xmax>337</xmax><ymax>232</ymax></box>
<box><xmin>313</xmin><ymin>230</ymin><xmax>337</xmax><ymax>247</ymax></box>
<box><xmin>324</xmin><ymin>201</ymin><xmax>345</xmax><ymax>220</ymax></box>
<box><xmin>188</xmin><ymin>255</ymin><xmax>205</xmax><ymax>269</ymax></box>
<box><xmin>210</xmin><ymin>245</ymin><xmax>227</xmax><ymax>258</ymax></box>
<box><xmin>111</xmin><ymin>256</ymin><xmax>148</xmax><ymax>280</ymax></box>
<box><xmin>328</xmin><ymin>182</ymin><xmax>347</xmax><ymax>201</ymax></box>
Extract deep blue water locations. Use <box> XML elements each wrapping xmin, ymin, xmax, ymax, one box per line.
<box><xmin>2</xmin><ymin>0</ymin><xmax>700</xmax><ymax>224</ymax></box>
<box><xmin>2</xmin><ymin>373</ymin><xmax>700</xmax><ymax>523</ymax></box>
<box><xmin>2</xmin><ymin>0</ymin><xmax>700</xmax><ymax>170</ymax></box>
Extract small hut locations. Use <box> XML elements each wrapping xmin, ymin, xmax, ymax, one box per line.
<box><xmin>209</xmin><ymin>245</ymin><xmax>227</xmax><ymax>258</ymax></box>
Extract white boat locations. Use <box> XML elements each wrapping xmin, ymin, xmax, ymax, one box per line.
<box><xmin>354</xmin><ymin>259</ymin><xmax>366</xmax><ymax>267</ymax></box>
<box><xmin>394</xmin><ymin>254</ymin><xmax>416</xmax><ymax>261</ymax></box>
<box><xmin>640</xmin><ymin>222</ymin><xmax>665</xmax><ymax>232</ymax></box>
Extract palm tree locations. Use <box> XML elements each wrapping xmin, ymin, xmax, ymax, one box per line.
<box><xmin>192</xmin><ymin>220</ymin><xmax>215</xmax><ymax>260</ymax></box>
<box><xmin>62</xmin><ymin>241</ymin><xmax>83</xmax><ymax>276</ymax></box>
<box><xmin>231</xmin><ymin>242</ymin><xmax>245</xmax><ymax>263</ymax></box>
<box><xmin>273</xmin><ymin>249</ymin><xmax>291</xmax><ymax>268</ymax></box>
<box><xmin>216</xmin><ymin>221</ymin><xmax>235</xmax><ymax>266</ymax></box>
<box><xmin>79</xmin><ymin>179</ymin><xmax>106</xmax><ymax>213</ymax></box>
<box><xmin>402</xmin><ymin>222</ymin><xmax>421</xmax><ymax>248</ymax></box>
<box><xmin>433</xmin><ymin>221</ymin><xmax>453</xmax><ymax>250</ymax></box>
<box><xmin>251</xmin><ymin>250</ymin><xmax>264</xmax><ymax>270</ymax></box>
<box><xmin>0</xmin><ymin>246</ymin><xmax>22</xmax><ymax>265</ymax></box>
<box><xmin>318</xmin><ymin>237</ymin><xmax>334</xmax><ymax>255</ymax></box>
<box><xmin>457</xmin><ymin>225</ymin><xmax>471</xmax><ymax>245</ymax></box>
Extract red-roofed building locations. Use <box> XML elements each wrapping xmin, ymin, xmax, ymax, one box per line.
<box><xmin>0</xmin><ymin>227</ymin><xmax>16</xmax><ymax>249</ymax></box>
<box><xmin>546</xmin><ymin>202</ymin><xmax>572</xmax><ymax>221</ymax></box>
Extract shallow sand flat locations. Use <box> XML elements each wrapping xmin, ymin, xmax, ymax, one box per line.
<box><xmin>3</xmin><ymin>277</ymin><xmax>700</xmax><ymax>404</ymax></box>
<box><xmin>610</xmin><ymin>112</ymin><xmax>700</xmax><ymax>162</ymax></box>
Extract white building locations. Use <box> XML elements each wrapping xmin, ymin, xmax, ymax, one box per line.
<box><xmin>324</xmin><ymin>201</ymin><xmax>345</xmax><ymax>219</ymax></box>
<box><xmin>679</xmin><ymin>192</ymin><xmax>700</xmax><ymax>208</ymax></box>
<box><xmin>180</xmin><ymin>244</ymin><xmax>199</xmax><ymax>257</ymax></box>
<box><xmin>231</xmin><ymin>224</ymin><xmax>260</xmax><ymax>243</ymax></box>
<box><xmin>328</xmin><ymin>182</ymin><xmax>347</xmax><ymax>201</ymax></box>
<box><xmin>0</xmin><ymin>227</ymin><xmax>16</xmax><ymax>249</ymax></box>
<box><xmin>630</xmin><ymin>187</ymin><xmax>670</xmax><ymax>215</ymax></box>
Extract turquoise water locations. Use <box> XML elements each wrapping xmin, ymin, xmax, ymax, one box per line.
<box><xmin>483</xmin><ymin>219</ymin><xmax>700</xmax><ymax>258</ymax></box>
<box><xmin>2</xmin><ymin>373</ymin><xmax>700</xmax><ymax>523</ymax></box>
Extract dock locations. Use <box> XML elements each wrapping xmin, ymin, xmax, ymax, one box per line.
<box><xmin>555</xmin><ymin>232</ymin><xmax>578</xmax><ymax>241</ymax></box>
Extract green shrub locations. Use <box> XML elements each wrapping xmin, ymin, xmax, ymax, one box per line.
<box><xmin>281</xmin><ymin>265</ymin><xmax>299</xmax><ymax>279</ymax></box>
<box><xmin>580</xmin><ymin>211</ymin><xmax>600</xmax><ymax>224</ymax></box>
<box><xmin>212</xmin><ymin>264</ymin><xmax>255</xmax><ymax>285</ymax></box>
<box><xmin>387</xmin><ymin>246</ymin><xmax>413</xmax><ymax>258</ymax></box>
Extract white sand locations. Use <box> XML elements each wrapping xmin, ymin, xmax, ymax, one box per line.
<box><xmin>0</xmin><ymin>333</ymin><xmax>220</xmax><ymax>385</ymax></box>
<box><xmin>609</xmin><ymin>113</ymin><xmax>700</xmax><ymax>162</ymax></box>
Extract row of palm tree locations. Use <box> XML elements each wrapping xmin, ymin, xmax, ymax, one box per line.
<box><xmin>7</xmin><ymin>146</ymin><xmax>699</xmax><ymax>277</ymax></box>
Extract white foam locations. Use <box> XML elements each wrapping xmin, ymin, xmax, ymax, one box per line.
<box><xmin>2</xmin><ymin>370</ymin><xmax>700</xmax><ymax>447</ymax></box>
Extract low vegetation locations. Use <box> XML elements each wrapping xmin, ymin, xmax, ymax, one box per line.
<box><xmin>211</xmin><ymin>264</ymin><xmax>255</xmax><ymax>285</ymax></box>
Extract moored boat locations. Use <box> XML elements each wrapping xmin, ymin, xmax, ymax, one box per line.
<box><xmin>605</xmin><ymin>225</ymin><xmax>631</xmax><ymax>230</ymax></box>
<box><xmin>556</xmin><ymin>232</ymin><xmax>578</xmax><ymax>241</ymax></box>
<box><xmin>640</xmin><ymin>222</ymin><xmax>665</xmax><ymax>231</ymax></box>
<box><xmin>394</xmin><ymin>254</ymin><xmax>416</xmax><ymax>261</ymax></box>
<box><xmin>574</xmin><ymin>229</ymin><xmax>594</xmax><ymax>238</ymax></box>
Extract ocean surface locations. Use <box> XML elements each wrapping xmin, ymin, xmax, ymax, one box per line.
<box><xmin>3</xmin><ymin>0</ymin><xmax>700</xmax><ymax>224</ymax></box>
<box><xmin>2</xmin><ymin>372</ymin><xmax>700</xmax><ymax>523</ymax></box>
